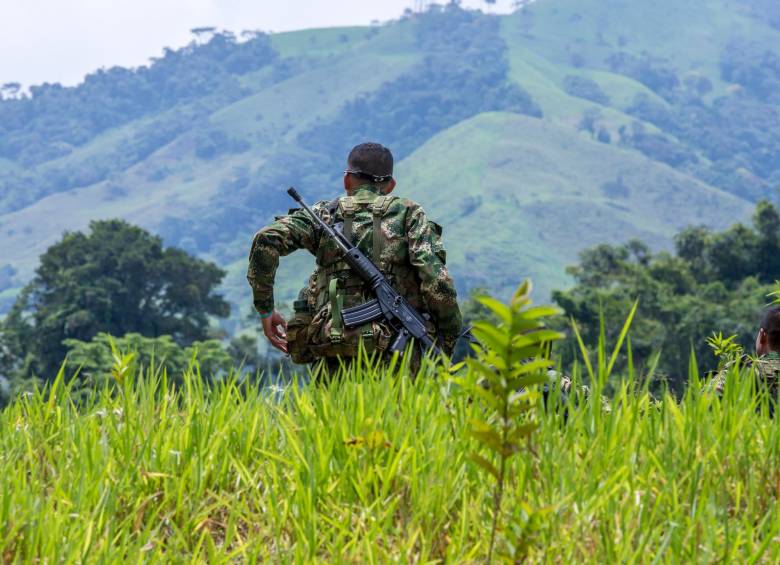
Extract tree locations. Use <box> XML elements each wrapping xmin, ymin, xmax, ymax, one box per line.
<box><xmin>4</xmin><ymin>219</ymin><xmax>230</xmax><ymax>378</ymax></box>
<box><xmin>190</xmin><ymin>26</ymin><xmax>217</xmax><ymax>41</ymax></box>
<box><xmin>753</xmin><ymin>200</ymin><xmax>780</xmax><ymax>279</ymax></box>
<box><xmin>63</xmin><ymin>332</ymin><xmax>231</xmax><ymax>395</ymax></box>
<box><xmin>0</xmin><ymin>326</ymin><xmax>14</xmax><ymax>406</ymax></box>
<box><xmin>1</xmin><ymin>82</ymin><xmax>21</xmax><ymax>99</ymax></box>
<box><xmin>552</xmin><ymin>202</ymin><xmax>780</xmax><ymax>393</ymax></box>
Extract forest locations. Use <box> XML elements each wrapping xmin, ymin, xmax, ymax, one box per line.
<box><xmin>3</xmin><ymin>199</ymin><xmax>778</xmax><ymax>403</ymax></box>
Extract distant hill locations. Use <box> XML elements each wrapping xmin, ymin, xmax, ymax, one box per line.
<box><xmin>1</xmin><ymin>0</ymin><xmax>777</xmax><ymax>326</ymax></box>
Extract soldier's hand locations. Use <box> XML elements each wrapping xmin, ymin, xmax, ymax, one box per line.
<box><xmin>262</xmin><ymin>311</ymin><xmax>288</xmax><ymax>354</ymax></box>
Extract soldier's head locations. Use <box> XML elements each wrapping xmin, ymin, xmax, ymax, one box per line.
<box><xmin>343</xmin><ymin>142</ymin><xmax>396</xmax><ymax>195</ymax></box>
<box><xmin>756</xmin><ymin>306</ymin><xmax>780</xmax><ymax>356</ymax></box>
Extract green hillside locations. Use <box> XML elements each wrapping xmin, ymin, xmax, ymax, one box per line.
<box><xmin>1</xmin><ymin>0</ymin><xmax>777</xmax><ymax>324</ymax></box>
<box><xmin>397</xmin><ymin>113</ymin><xmax>751</xmax><ymax>299</ymax></box>
<box><xmin>506</xmin><ymin>0</ymin><xmax>780</xmax><ymax>89</ymax></box>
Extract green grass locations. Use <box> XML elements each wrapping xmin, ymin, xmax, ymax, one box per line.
<box><xmin>270</xmin><ymin>26</ymin><xmax>370</xmax><ymax>59</ymax></box>
<box><xmin>269</xmin><ymin>19</ymin><xmax>419</xmax><ymax>60</ymax></box>
<box><xmin>210</xmin><ymin>51</ymin><xmax>418</xmax><ymax>142</ymax></box>
<box><xmin>3</xmin><ymin>338</ymin><xmax>780</xmax><ymax>561</ymax></box>
<box><xmin>500</xmin><ymin>29</ymin><xmax>665</xmax><ymax>123</ymax></box>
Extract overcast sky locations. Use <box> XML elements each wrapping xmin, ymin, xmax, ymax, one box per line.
<box><xmin>1</xmin><ymin>0</ymin><xmax>516</xmax><ymax>88</ymax></box>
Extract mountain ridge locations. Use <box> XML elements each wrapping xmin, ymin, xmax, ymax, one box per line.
<box><xmin>1</xmin><ymin>1</ymin><xmax>776</xmax><ymax>321</ymax></box>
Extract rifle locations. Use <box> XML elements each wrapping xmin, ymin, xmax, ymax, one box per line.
<box><xmin>287</xmin><ymin>187</ymin><xmax>440</xmax><ymax>356</ymax></box>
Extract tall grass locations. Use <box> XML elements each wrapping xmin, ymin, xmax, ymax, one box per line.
<box><xmin>2</xmin><ymin>338</ymin><xmax>780</xmax><ymax>561</ymax></box>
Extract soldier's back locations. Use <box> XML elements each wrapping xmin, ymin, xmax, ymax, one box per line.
<box><xmin>754</xmin><ymin>352</ymin><xmax>780</xmax><ymax>396</ymax></box>
<box><xmin>707</xmin><ymin>352</ymin><xmax>780</xmax><ymax>398</ymax></box>
<box><xmin>287</xmin><ymin>184</ymin><xmax>456</xmax><ymax>364</ymax></box>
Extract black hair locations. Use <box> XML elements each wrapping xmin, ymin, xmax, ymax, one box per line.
<box><xmin>346</xmin><ymin>142</ymin><xmax>394</xmax><ymax>183</ymax></box>
<box><xmin>761</xmin><ymin>306</ymin><xmax>780</xmax><ymax>350</ymax></box>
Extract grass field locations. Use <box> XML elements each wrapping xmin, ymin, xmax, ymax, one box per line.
<box><xmin>3</xmin><ymin>314</ymin><xmax>780</xmax><ymax>562</ymax></box>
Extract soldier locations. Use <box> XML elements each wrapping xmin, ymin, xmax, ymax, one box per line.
<box><xmin>247</xmin><ymin>142</ymin><xmax>462</xmax><ymax>371</ymax></box>
<box><xmin>709</xmin><ymin>306</ymin><xmax>780</xmax><ymax>400</ymax></box>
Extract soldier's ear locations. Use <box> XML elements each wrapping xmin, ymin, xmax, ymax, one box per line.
<box><xmin>383</xmin><ymin>179</ymin><xmax>396</xmax><ymax>194</ymax></box>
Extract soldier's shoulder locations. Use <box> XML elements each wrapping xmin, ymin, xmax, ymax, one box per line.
<box><xmin>390</xmin><ymin>196</ymin><xmax>422</xmax><ymax>209</ymax></box>
<box><xmin>755</xmin><ymin>355</ymin><xmax>780</xmax><ymax>374</ymax></box>
<box><xmin>391</xmin><ymin>197</ymin><xmax>433</xmax><ymax>222</ymax></box>
<box><xmin>307</xmin><ymin>198</ymin><xmax>338</xmax><ymax>220</ymax></box>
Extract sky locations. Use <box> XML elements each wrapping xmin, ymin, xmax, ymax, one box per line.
<box><xmin>1</xmin><ymin>0</ymin><xmax>516</xmax><ymax>88</ymax></box>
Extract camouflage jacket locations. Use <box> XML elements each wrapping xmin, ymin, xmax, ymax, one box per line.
<box><xmin>546</xmin><ymin>371</ymin><xmax>612</xmax><ymax>412</ymax></box>
<box><xmin>247</xmin><ymin>185</ymin><xmax>462</xmax><ymax>354</ymax></box>
<box><xmin>708</xmin><ymin>351</ymin><xmax>780</xmax><ymax>396</ymax></box>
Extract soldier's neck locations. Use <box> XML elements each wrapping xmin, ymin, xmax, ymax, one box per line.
<box><xmin>346</xmin><ymin>184</ymin><xmax>381</xmax><ymax>196</ymax></box>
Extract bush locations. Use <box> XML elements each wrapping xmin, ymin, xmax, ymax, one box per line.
<box><xmin>553</xmin><ymin>202</ymin><xmax>780</xmax><ymax>390</ymax></box>
<box><xmin>2</xmin><ymin>220</ymin><xmax>230</xmax><ymax>377</ymax></box>
<box><xmin>63</xmin><ymin>333</ymin><xmax>232</xmax><ymax>390</ymax></box>
<box><xmin>563</xmin><ymin>75</ymin><xmax>610</xmax><ymax>105</ymax></box>
<box><xmin>606</xmin><ymin>52</ymin><xmax>680</xmax><ymax>98</ymax></box>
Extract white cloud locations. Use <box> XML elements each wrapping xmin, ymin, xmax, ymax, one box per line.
<box><xmin>0</xmin><ymin>0</ymin><xmax>516</xmax><ymax>88</ymax></box>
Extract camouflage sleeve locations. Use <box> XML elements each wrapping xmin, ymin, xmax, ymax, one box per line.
<box><xmin>405</xmin><ymin>204</ymin><xmax>462</xmax><ymax>354</ymax></box>
<box><xmin>247</xmin><ymin>207</ymin><xmax>320</xmax><ymax>314</ymax></box>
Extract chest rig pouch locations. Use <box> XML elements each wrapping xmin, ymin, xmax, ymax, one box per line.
<box><xmin>287</xmin><ymin>192</ymin><xmax>399</xmax><ymax>362</ymax></box>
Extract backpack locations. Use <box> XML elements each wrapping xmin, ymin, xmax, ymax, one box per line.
<box><xmin>286</xmin><ymin>192</ymin><xmax>434</xmax><ymax>363</ymax></box>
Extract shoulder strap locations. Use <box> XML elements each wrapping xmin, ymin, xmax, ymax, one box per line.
<box><xmin>329</xmin><ymin>278</ymin><xmax>343</xmax><ymax>343</ymax></box>
<box><xmin>339</xmin><ymin>196</ymin><xmax>357</xmax><ymax>244</ymax></box>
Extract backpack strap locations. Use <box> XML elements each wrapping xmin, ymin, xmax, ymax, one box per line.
<box><xmin>329</xmin><ymin>278</ymin><xmax>344</xmax><ymax>343</ymax></box>
<box><xmin>339</xmin><ymin>197</ymin><xmax>357</xmax><ymax>244</ymax></box>
<box><xmin>371</xmin><ymin>195</ymin><xmax>395</xmax><ymax>263</ymax></box>
<box><xmin>315</xmin><ymin>269</ymin><xmax>328</xmax><ymax>310</ymax></box>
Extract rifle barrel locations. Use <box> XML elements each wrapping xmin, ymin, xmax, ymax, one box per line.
<box><xmin>288</xmin><ymin>187</ymin><xmax>351</xmax><ymax>253</ymax></box>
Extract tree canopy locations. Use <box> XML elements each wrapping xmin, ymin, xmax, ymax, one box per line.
<box><xmin>1</xmin><ymin>219</ymin><xmax>230</xmax><ymax>378</ymax></box>
<box><xmin>553</xmin><ymin>201</ymin><xmax>780</xmax><ymax>392</ymax></box>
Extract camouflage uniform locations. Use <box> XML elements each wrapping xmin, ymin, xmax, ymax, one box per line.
<box><xmin>709</xmin><ymin>351</ymin><xmax>780</xmax><ymax>396</ymax></box>
<box><xmin>545</xmin><ymin>371</ymin><xmax>612</xmax><ymax>413</ymax></box>
<box><xmin>247</xmin><ymin>184</ymin><xmax>462</xmax><ymax>363</ymax></box>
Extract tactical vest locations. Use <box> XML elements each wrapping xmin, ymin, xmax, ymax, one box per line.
<box><xmin>710</xmin><ymin>351</ymin><xmax>780</xmax><ymax>399</ymax></box>
<box><xmin>286</xmin><ymin>189</ymin><xmax>431</xmax><ymax>363</ymax></box>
